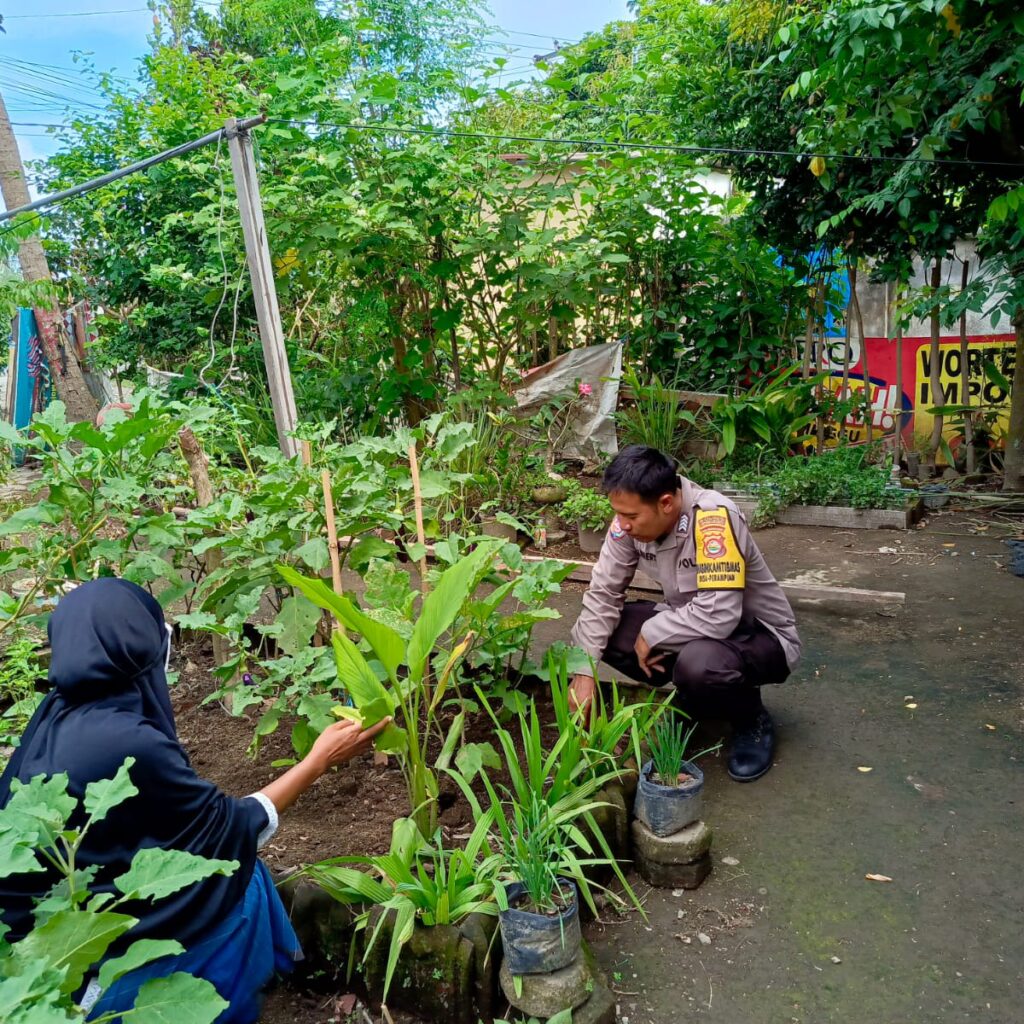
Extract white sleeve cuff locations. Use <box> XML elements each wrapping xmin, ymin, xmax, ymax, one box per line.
<box><xmin>246</xmin><ymin>792</ymin><xmax>279</xmax><ymax>849</ymax></box>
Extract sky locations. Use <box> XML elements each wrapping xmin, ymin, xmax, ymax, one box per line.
<box><xmin>1</xmin><ymin>0</ymin><xmax>632</xmax><ymax>179</ymax></box>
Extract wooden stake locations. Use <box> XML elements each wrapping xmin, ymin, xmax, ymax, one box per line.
<box><xmin>408</xmin><ymin>442</ymin><xmax>429</xmax><ymax>595</ymax></box>
<box><xmin>321</xmin><ymin>469</ymin><xmax>343</xmax><ymax>597</ymax></box>
<box><xmin>179</xmin><ymin>427</ymin><xmax>234</xmax><ymax>692</ymax></box>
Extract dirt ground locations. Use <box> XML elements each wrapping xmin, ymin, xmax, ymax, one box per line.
<box><xmin>169</xmin><ymin>504</ymin><xmax>1024</xmax><ymax>1024</ymax></box>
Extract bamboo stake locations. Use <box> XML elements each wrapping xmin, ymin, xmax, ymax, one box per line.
<box><xmin>408</xmin><ymin>442</ymin><xmax>430</xmax><ymax>595</ymax></box>
<box><xmin>321</xmin><ymin>469</ymin><xmax>343</xmax><ymax>597</ymax></box>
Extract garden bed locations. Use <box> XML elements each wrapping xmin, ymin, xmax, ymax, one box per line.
<box><xmin>727</xmin><ymin>494</ymin><xmax>921</xmax><ymax>530</ymax></box>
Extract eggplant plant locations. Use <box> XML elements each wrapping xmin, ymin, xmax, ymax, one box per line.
<box><xmin>0</xmin><ymin>759</ymin><xmax>237</xmax><ymax>1023</ymax></box>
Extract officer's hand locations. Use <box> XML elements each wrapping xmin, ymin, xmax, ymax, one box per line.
<box><xmin>309</xmin><ymin>717</ymin><xmax>392</xmax><ymax>773</ymax></box>
<box><xmin>569</xmin><ymin>674</ymin><xmax>596</xmax><ymax>723</ymax></box>
<box><xmin>634</xmin><ymin>634</ymin><xmax>667</xmax><ymax>679</ymax></box>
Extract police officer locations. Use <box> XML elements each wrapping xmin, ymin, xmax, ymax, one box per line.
<box><xmin>568</xmin><ymin>445</ymin><xmax>800</xmax><ymax>781</ymax></box>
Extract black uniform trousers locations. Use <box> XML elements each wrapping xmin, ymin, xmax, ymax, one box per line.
<box><xmin>600</xmin><ymin>601</ymin><xmax>790</xmax><ymax>726</ymax></box>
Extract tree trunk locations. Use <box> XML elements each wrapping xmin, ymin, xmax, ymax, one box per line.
<box><xmin>958</xmin><ymin>259</ymin><xmax>976</xmax><ymax>474</ymax></box>
<box><xmin>839</xmin><ymin>263</ymin><xmax>854</xmax><ymax>441</ymax></box>
<box><xmin>849</xmin><ymin>262</ymin><xmax>873</xmax><ymax>443</ymax></box>
<box><xmin>0</xmin><ymin>91</ymin><xmax>98</xmax><ymax>423</ymax></box>
<box><xmin>926</xmin><ymin>261</ymin><xmax>944</xmax><ymax>470</ymax></box>
<box><xmin>1002</xmin><ymin>310</ymin><xmax>1024</xmax><ymax>491</ymax></box>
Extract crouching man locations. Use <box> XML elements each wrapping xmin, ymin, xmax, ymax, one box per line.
<box><xmin>569</xmin><ymin>446</ymin><xmax>801</xmax><ymax>782</ymax></box>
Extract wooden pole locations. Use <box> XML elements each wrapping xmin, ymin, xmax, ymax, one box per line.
<box><xmin>408</xmin><ymin>442</ymin><xmax>430</xmax><ymax>595</ymax></box>
<box><xmin>321</xmin><ymin>469</ymin><xmax>344</xmax><ymax>597</ymax></box>
<box><xmin>225</xmin><ymin>118</ymin><xmax>299</xmax><ymax>460</ymax></box>
<box><xmin>178</xmin><ymin>427</ymin><xmax>232</xmax><ymax>674</ymax></box>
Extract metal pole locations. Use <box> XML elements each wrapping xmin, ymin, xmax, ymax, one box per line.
<box><xmin>225</xmin><ymin>117</ymin><xmax>299</xmax><ymax>459</ymax></box>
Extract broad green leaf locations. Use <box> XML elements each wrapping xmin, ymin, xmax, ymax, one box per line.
<box><xmin>0</xmin><ymin>947</ymin><xmax>67</xmax><ymax>1018</ymax></box>
<box><xmin>294</xmin><ymin>538</ymin><xmax>330</xmax><ymax>572</ymax></box>
<box><xmin>2</xmin><ymin>773</ymin><xmax>77</xmax><ymax>848</ymax></box>
<box><xmin>453</xmin><ymin>742</ymin><xmax>501</xmax><ymax>782</ymax></box>
<box><xmin>406</xmin><ymin>542</ymin><xmax>499</xmax><ymax>683</ymax></box>
<box><xmin>128</xmin><ymin>971</ymin><xmax>228</xmax><ymax>1024</ymax></box>
<box><xmin>347</xmin><ymin>536</ymin><xmax>395</xmax><ymax>573</ymax></box>
<box><xmin>12</xmin><ymin>909</ymin><xmax>136</xmax><ymax>995</ymax></box>
<box><xmin>266</xmin><ymin>595</ymin><xmax>320</xmax><ymax>656</ymax></box>
<box><xmin>96</xmin><ymin>938</ymin><xmax>183</xmax><ymax>990</ymax></box>
<box><xmin>330</xmin><ymin>631</ymin><xmax>394</xmax><ymax>720</ymax></box>
<box><xmin>278</xmin><ymin>566</ymin><xmax>405</xmax><ymax>684</ymax></box>
<box><xmin>83</xmin><ymin>757</ymin><xmax>138</xmax><ymax>826</ymax></box>
<box><xmin>114</xmin><ymin>848</ymin><xmax>238</xmax><ymax>902</ymax></box>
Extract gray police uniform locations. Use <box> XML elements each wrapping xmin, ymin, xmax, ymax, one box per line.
<box><xmin>569</xmin><ymin>477</ymin><xmax>800</xmax><ymax>724</ymax></box>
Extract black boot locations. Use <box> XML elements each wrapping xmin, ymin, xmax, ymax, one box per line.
<box><xmin>727</xmin><ymin>709</ymin><xmax>775</xmax><ymax>782</ymax></box>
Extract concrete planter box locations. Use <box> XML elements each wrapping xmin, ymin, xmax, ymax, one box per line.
<box><xmin>362</xmin><ymin>909</ymin><xmax>499</xmax><ymax>1024</ymax></box>
<box><xmin>715</xmin><ymin>483</ymin><xmax>921</xmax><ymax>530</ymax></box>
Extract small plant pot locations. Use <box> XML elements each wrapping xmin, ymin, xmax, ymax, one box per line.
<box><xmin>499</xmin><ymin>880</ymin><xmax>581</xmax><ymax>975</ymax></box>
<box><xmin>532</xmin><ymin>484</ymin><xmax>567</xmax><ymax>505</ymax></box>
<box><xmin>481</xmin><ymin>517</ymin><xmax>518</xmax><ymax>542</ymax></box>
<box><xmin>577</xmin><ymin>523</ymin><xmax>607</xmax><ymax>553</ymax></box>
<box><xmin>1005</xmin><ymin>539</ymin><xmax>1024</xmax><ymax>578</ymax></box>
<box><xmin>919</xmin><ymin>483</ymin><xmax>950</xmax><ymax>510</ymax></box>
<box><xmin>634</xmin><ymin>759</ymin><xmax>704</xmax><ymax>837</ymax></box>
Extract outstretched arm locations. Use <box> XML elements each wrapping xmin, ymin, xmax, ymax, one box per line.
<box><xmin>258</xmin><ymin>717</ymin><xmax>391</xmax><ymax>814</ymax></box>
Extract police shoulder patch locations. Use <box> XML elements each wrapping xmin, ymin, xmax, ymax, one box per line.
<box><xmin>695</xmin><ymin>507</ymin><xmax>746</xmax><ymax>590</ymax></box>
<box><xmin>609</xmin><ymin>515</ymin><xmax>625</xmax><ymax>540</ymax></box>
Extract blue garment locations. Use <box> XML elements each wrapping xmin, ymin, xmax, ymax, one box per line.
<box><xmin>89</xmin><ymin>861</ymin><xmax>301</xmax><ymax>1024</ymax></box>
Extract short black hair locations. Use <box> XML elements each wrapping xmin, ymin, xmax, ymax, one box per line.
<box><xmin>602</xmin><ymin>445</ymin><xmax>679</xmax><ymax>502</ymax></box>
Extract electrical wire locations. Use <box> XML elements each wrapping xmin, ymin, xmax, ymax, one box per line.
<box><xmin>266</xmin><ymin>118</ymin><xmax>1024</xmax><ymax>171</ymax></box>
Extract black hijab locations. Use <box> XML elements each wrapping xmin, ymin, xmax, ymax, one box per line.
<box><xmin>0</xmin><ymin>578</ymin><xmax>268</xmax><ymax>948</ymax></box>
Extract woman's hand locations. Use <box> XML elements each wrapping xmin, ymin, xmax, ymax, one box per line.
<box><xmin>259</xmin><ymin>717</ymin><xmax>392</xmax><ymax>813</ymax></box>
<box><xmin>308</xmin><ymin>717</ymin><xmax>392</xmax><ymax>773</ymax></box>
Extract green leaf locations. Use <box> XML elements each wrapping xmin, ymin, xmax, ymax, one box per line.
<box><xmin>278</xmin><ymin>565</ymin><xmax>405</xmax><ymax>684</ymax></box>
<box><xmin>96</xmin><ymin>938</ymin><xmax>183</xmax><ymax>990</ymax></box>
<box><xmin>406</xmin><ymin>542</ymin><xmax>499</xmax><ymax>684</ymax></box>
<box><xmin>347</xmin><ymin>536</ymin><xmax>395</xmax><ymax>573</ymax></box>
<box><xmin>330</xmin><ymin>631</ymin><xmax>394</xmax><ymax>721</ymax></box>
<box><xmin>12</xmin><ymin>909</ymin><xmax>136</xmax><ymax>995</ymax></box>
<box><xmin>294</xmin><ymin>538</ymin><xmax>330</xmax><ymax>572</ymax></box>
<box><xmin>114</xmin><ymin>848</ymin><xmax>238</xmax><ymax>902</ymax></box>
<box><xmin>128</xmin><ymin>971</ymin><xmax>228</xmax><ymax>1024</ymax></box>
<box><xmin>266</xmin><ymin>595</ymin><xmax>321</xmax><ymax>656</ymax></box>
<box><xmin>83</xmin><ymin>757</ymin><xmax>138</xmax><ymax>826</ymax></box>
<box><xmin>453</xmin><ymin>742</ymin><xmax>500</xmax><ymax>782</ymax></box>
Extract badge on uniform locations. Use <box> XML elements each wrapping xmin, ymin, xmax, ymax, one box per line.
<box><xmin>677</xmin><ymin>513</ymin><xmax>689</xmax><ymax>534</ymax></box>
<box><xmin>694</xmin><ymin>508</ymin><xmax>746</xmax><ymax>589</ymax></box>
<box><xmin>610</xmin><ymin>515</ymin><xmax>625</xmax><ymax>539</ymax></box>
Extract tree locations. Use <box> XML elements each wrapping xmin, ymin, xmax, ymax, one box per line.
<box><xmin>779</xmin><ymin>0</ymin><xmax>1024</xmax><ymax>488</ymax></box>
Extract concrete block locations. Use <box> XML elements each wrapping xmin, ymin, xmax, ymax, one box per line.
<box><xmin>631</xmin><ymin>818</ymin><xmax>712</xmax><ymax>865</ymax></box>
<box><xmin>636</xmin><ymin>850</ymin><xmax>713</xmax><ymax>889</ymax></box>
<box><xmin>500</xmin><ymin>948</ymin><xmax>592</xmax><ymax>1018</ymax></box>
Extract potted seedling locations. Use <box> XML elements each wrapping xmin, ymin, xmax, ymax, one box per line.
<box><xmin>634</xmin><ymin>712</ymin><xmax>721</xmax><ymax>838</ymax></box>
<box><xmin>558</xmin><ymin>482</ymin><xmax>613</xmax><ymax>554</ymax></box>
<box><xmin>496</xmin><ymin>791</ymin><xmax>583</xmax><ymax>976</ymax></box>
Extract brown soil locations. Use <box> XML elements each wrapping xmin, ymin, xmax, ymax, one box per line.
<box><xmin>171</xmin><ymin>640</ymin><xmax>561</xmax><ymax>869</ymax></box>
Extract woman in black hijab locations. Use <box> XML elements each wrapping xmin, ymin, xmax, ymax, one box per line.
<box><xmin>0</xmin><ymin>578</ymin><xmax>387</xmax><ymax>1022</ymax></box>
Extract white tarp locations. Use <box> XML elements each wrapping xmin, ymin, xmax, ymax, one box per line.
<box><xmin>513</xmin><ymin>341</ymin><xmax>622</xmax><ymax>464</ymax></box>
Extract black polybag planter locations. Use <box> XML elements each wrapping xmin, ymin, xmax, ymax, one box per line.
<box><xmin>499</xmin><ymin>880</ymin><xmax>581</xmax><ymax>975</ymax></box>
<box><xmin>1005</xmin><ymin>539</ymin><xmax>1024</xmax><ymax>578</ymax></box>
<box><xmin>634</xmin><ymin>758</ymin><xmax>704</xmax><ymax>837</ymax></box>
